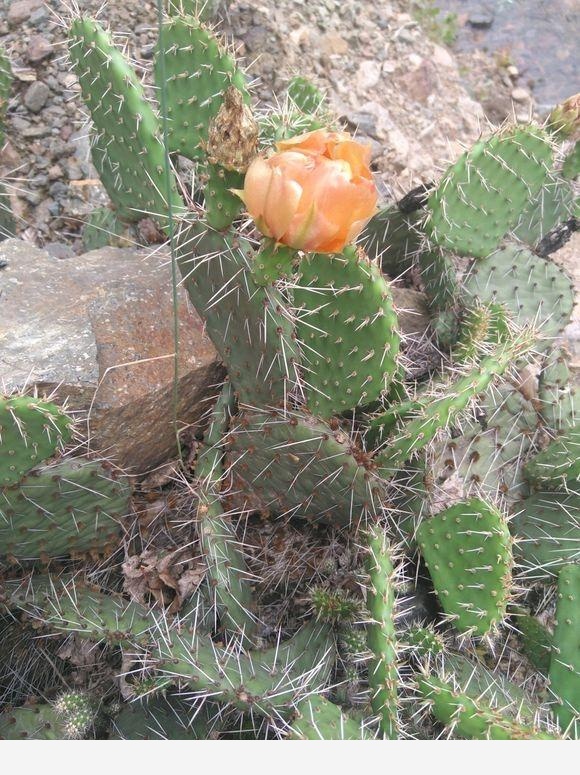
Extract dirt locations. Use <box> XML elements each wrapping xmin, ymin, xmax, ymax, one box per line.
<box><xmin>0</xmin><ymin>0</ymin><xmax>521</xmax><ymax>251</ymax></box>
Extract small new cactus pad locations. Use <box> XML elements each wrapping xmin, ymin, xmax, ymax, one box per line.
<box><xmin>1</xmin><ymin>577</ymin><xmax>155</xmax><ymax>647</ymax></box>
<box><xmin>153</xmin><ymin>619</ymin><xmax>336</xmax><ymax>719</ymax></box>
<box><xmin>82</xmin><ymin>207</ymin><xmax>132</xmax><ymax>252</ymax></box>
<box><xmin>0</xmin><ymin>460</ymin><xmax>129</xmax><ymax>561</ymax></box>
<box><xmin>196</xmin><ymin>382</ymin><xmax>257</xmax><ymax>647</ymax></box>
<box><xmin>513</xmin><ymin>609</ymin><xmax>552</xmax><ymax>672</ymax></box>
<box><xmin>0</xmin><ymin>396</ymin><xmax>72</xmax><ymax>487</ymax></box>
<box><xmin>462</xmin><ymin>244</ymin><xmax>574</xmax><ymax>350</ymax></box>
<box><xmin>225</xmin><ymin>409</ymin><xmax>385</xmax><ymax>527</ymax></box>
<box><xmin>202</xmin><ymin>163</ymin><xmax>244</xmax><ymax>230</ymax></box>
<box><xmin>523</xmin><ymin>424</ymin><xmax>580</xmax><ymax>491</ymax></box>
<box><xmin>287</xmin><ymin>76</ymin><xmax>327</xmax><ymax>115</ymax></box>
<box><xmin>417</xmin><ymin>673</ymin><xmax>559</xmax><ymax>739</ymax></box>
<box><xmin>538</xmin><ymin>346</ymin><xmax>576</xmax><ymax>433</ymax></box>
<box><xmin>426</xmin><ymin>125</ymin><xmax>554</xmax><ymax>258</ymax></box>
<box><xmin>68</xmin><ymin>19</ymin><xmax>184</xmax><ymax>225</ymax></box>
<box><xmin>510</xmin><ymin>492</ymin><xmax>580</xmax><ymax>580</ymax></box>
<box><xmin>365</xmin><ymin>525</ymin><xmax>399</xmax><ymax>738</ymax></box>
<box><xmin>416</xmin><ymin>498</ymin><xmax>513</xmax><ymax>636</ymax></box>
<box><xmin>111</xmin><ymin>695</ymin><xmax>215</xmax><ymax>740</ymax></box>
<box><xmin>294</xmin><ymin>248</ymin><xmax>400</xmax><ymax>418</ymax></box>
<box><xmin>288</xmin><ymin>694</ymin><xmax>371</xmax><ymax>740</ymax></box>
<box><xmin>154</xmin><ymin>16</ymin><xmax>249</xmax><ymax>161</ymax></box>
<box><xmin>417</xmin><ymin>247</ymin><xmax>459</xmax><ymax>314</ymax></box>
<box><xmin>358</xmin><ymin>206</ymin><xmax>422</xmax><ymax>277</ymax></box>
<box><xmin>251</xmin><ymin>239</ymin><xmax>296</xmax><ymax>286</ymax></box>
<box><xmin>175</xmin><ymin>217</ymin><xmax>299</xmax><ymax>407</ymax></box>
<box><xmin>549</xmin><ymin>563</ymin><xmax>580</xmax><ymax>736</ymax></box>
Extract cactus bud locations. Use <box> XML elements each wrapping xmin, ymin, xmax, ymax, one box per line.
<box><xmin>549</xmin><ymin>93</ymin><xmax>580</xmax><ymax>140</ymax></box>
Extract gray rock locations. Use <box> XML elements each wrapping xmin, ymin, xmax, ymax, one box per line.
<box><xmin>7</xmin><ymin>0</ymin><xmax>43</xmax><ymax>27</ymax></box>
<box><xmin>26</xmin><ymin>35</ymin><xmax>53</xmax><ymax>64</ymax></box>
<box><xmin>23</xmin><ymin>80</ymin><xmax>50</xmax><ymax>113</ymax></box>
<box><xmin>0</xmin><ymin>239</ymin><xmax>224</xmax><ymax>474</ymax></box>
<box><xmin>468</xmin><ymin>7</ymin><xmax>494</xmax><ymax>29</ymax></box>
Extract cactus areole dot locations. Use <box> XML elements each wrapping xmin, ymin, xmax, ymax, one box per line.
<box><xmin>238</xmin><ymin>129</ymin><xmax>378</xmax><ymax>253</ymax></box>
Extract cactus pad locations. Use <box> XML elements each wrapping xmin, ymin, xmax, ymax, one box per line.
<box><xmin>294</xmin><ymin>248</ymin><xmax>399</xmax><ymax>418</ymax></box>
<box><xmin>225</xmin><ymin>409</ymin><xmax>385</xmax><ymax>527</ymax></box>
<box><xmin>154</xmin><ymin>16</ymin><xmax>249</xmax><ymax>161</ymax></box>
<box><xmin>462</xmin><ymin>244</ymin><xmax>574</xmax><ymax>350</ymax></box>
<box><xmin>416</xmin><ymin>498</ymin><xmax>513</xmax><ymax>636</ymax></box>
<box><xmin>288</xmin><ymin>694</ymin><xmax>371</xmax><ymax>740</ymax></box>
<box><xmin>68</xmin><ymin>18</ymin><xmax>184</xmax><ymax>225</ymax></box>
<box><xmin>511</xmin><ymin>492</ymin><xmax>580</xmax><ymax>580</ymax></box>
<box><xmin>550</xmin><ymin>563</ymin><xmax>580</xmax><ymax>736</ymax></box>
<box><xmin>523</xmin><ymin>424</ymin><xmax>580</xmax><ymax>491</ymax></box>
<box><xmin>426</xmin><ymin>125</ymin><xmax>554</xmax><ymax>258</ymax></box>
<box><xmin>0</xmin><ymin>460</ymin><xmax>130</xmax><ymax>561</ymax></box>
<box><xmin>0</xmin><ymin>396</ymin><xmax>72</xmax><ymax>488</ymax></box>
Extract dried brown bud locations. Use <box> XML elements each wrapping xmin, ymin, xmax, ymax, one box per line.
<box><xmin>206</xmin><ymin>86</ymin><xmax>259</xmax><ymax>173</ymax></box>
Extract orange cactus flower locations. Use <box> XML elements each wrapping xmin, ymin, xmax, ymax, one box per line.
<box><xmin>238</xmin><ymin>129</ymin><xmax>378</xmax><ymax>254</ymax></box>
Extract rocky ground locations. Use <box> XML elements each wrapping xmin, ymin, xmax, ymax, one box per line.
<box><xmin>0</xmin><ymin>0</ymin><xmax>528</xmax><ymax>252</ymax></box>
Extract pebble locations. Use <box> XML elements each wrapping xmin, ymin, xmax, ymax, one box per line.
<box><xmin>511</xmin><ymin>86</ymin><xmax>531</xmax><ymax>103</ymax></box>
<box><xmin>7</xmin><ymin>0</ymin><xmax>43</xmax><ymax>28</ymax></box>
<box><xmin>26</xmin><ymin>35</ymin><xmax>52</xmax><ymax>64</ymax></box>
<box><xmin>468</xmin><ymin>7</ymin><xmax>495</xmax><ymax>29</ymax></box>
<box><xmin>23</xmin><ymin>80</ymin><xmax>50</xmax><ymax>113</ymax></box>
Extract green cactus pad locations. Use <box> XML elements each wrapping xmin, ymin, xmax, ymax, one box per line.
<box><xmin>417</xmin><ymin>673</ymin><xmax>559</xmax><ymax>739</ymax></box>
<box><xmin>523</xmin><ymin>424</ymin><xmax>580</xmax><ymax>491</ymax></box>
<box><xmin>404</xmin><ymin>626</ymin><xmax>445</xmax><ymax>658</ymax></box>
<box><xmin>513</xmin><ymin>610</ymin><xmax>552</xmax><ymax>672</ymax></box>
<box><xmin>0</xmin><ymin>181</ymin><xmax>15</xmax><ymax>241</ymax></box>
<box><xmin>153</xmin><ymin>619</ymin><xmax>336</xmax><ymax>719</ymax></box>
<box><xmin>0</xmin><ymin>460</ymin><xmax>130</xmax><ymax>561</ymax></box>
<box><xmin>0</xmin><ymin>46</ymin><xmax>11</xmax><ymax>141</ymax></box>
<box><xmin>203</xmin><ymin>163</ymin><xmax>244</xmax><ymax>230</ymax></box>
<box><xmin>251</xmin><ymin>240</ymin><xmax>296</xmax><ymax>287</ymax></box>
<box><xmin>111</xmin><ymin>696</ymin><xmax>215</xmax><ymax>740</ymax></box>
<box><xmin>562</xmin><ymin>141</ymin><xmax>580</xmax><ymax>180</ymax></box>
<box><xmin>358</xmin><ymin>206</ymin><xmax>422</xmax><ymax>277</ymax></box>
<box><xmin>416</xmin><ymin>498</ymin><xmax>513</xmax><ymax>636</ymax></box>
<box><xmin>287</xmin><ymin>76</ymin><xmax>327</xmax><ymax>115</ymax></box>
<box><xmin>462</xmin><ymin>244</ymin><xmax>574</xmax><ymax>351</ymax></box>
<box><xmin>154</xmin><ymin>16</ymin><xmax>249</xmax><ymax>161</ymax></box>
<box><xmin>196</xmin><ymin>382</ymin><xmax>257</xmax><ymax>647</ymax></box>
<box><xmin>0</xmin><ymin>396</ymin><xmax>72</xmax><ymax>488</ymax></box>
<box><xmin>511</xmin><ymin>492</ymin><xmax>580</xmax><ymax>580</ymax></box>
<box><xmin>0</xmin><ymin>704</ymin><xmax>65</xmax><ymax>740</ymax></box>
<box><xmin>82</xmin><ymin>207</ymin><xmax>133</xmax><ymax>252</ymax></box>
<box><xmin>513</xmin><ymin>176</ymin><xmax>575</xmax><ymax>247</ymax></box>
<box><xmin>288</xmin><ymin>694</ymin><xmax>371</xmax><ymax>740</ymax></box>
<box><xmin>426</xmin><ymin>125</ymin><xmax>554</xmax><ymax>258</ymax></box>
<box><xmin>175</xmin><ymin>217</ymin><xmax>299</xmax><ymax>407</ymax></box>
<box><xmin>294</xmin><ymin>248</ymin><xmax>400</xmax><ymax>418</ymax></box>
<box><xmin>68</xmin><ymin>18</ymin><xmax>184</xmax><ymax>225</ymax></box>
<box><xmin>550</xmin><ymin>563</ymin><xmax>580</xmax><ymax>736</ymax></box>
<box><xmin>1</xmin><ymin>577</ymin><xmax>154</xmax><ymax>646</ymax></box>
<box><xmin>225</xmin><ymin>409</ymin><xmax>385</xmax><ymax>528</ymax></box>
<box><xmin>538</xmin><ymin>346</ymin><xmax>576</xmax><ymax>433</ymax></box>
<box><xmin>374</xmin><ymin>333</ymin><xmax>532</xmax><ymax>475</ymax></box>
<box><xmin>418</xmin><ymin>247</ymin><xmax>459</xmax><ymax>314</ymax></box>
<box><xmin>259</xmin><ymin>110</ymin><xmax>325</xmax><ymax>147</ymax></box>
<box><xmin>365</xmin><ymin>525</ymin><xmax>399</xmax><ymax>738</ymax></box>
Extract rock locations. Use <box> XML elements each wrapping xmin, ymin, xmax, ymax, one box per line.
<box><xmin>0</xmin><ymin>239</ymin><xmax>223</xmax><ymax>474</ymax></box>
<box><xmin>23</xmin><ymin>80</ymin><xmax>50</xmax><ymax>113</ymax></box>
<box><xmin>26</xmin><ymin>35</ymin><xmax>52</xmax><ymax>64</ymax></box>
<box><xmin>357</xmin><ymin>60</ymin><xmax>382</xmax><ymax>91</ymax></box>
<box><xmin>511</xmin><ymin>87</ymin><xmax>531</xmax><ymax>103</ymax></box>
<box><xmin>468</xmin><ymin>7</ymin><xmax>494</xmax><ymax>29</ymax></box>
<box><xmin>7</xmin><ymin>0</ymin><xmax>43</xmax><ymax>27</ymax></box>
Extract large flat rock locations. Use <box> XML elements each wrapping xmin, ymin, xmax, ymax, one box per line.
<box><xmin>0</xmin><ymin>239</ymin><xmax>223</xmax><ymax>474</ymax></box>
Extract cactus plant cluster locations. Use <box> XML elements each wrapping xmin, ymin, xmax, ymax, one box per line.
<box><xmin>1</xmin><ymin>6</ymin><xmax>579</xmax><ymax>741</ymax></box>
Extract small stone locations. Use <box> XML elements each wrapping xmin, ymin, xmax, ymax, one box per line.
<box><xmin>507</xmin><ymin>65</ymin><xmax>519</xmax><ymax>79</ymax></box>
<box><xmin>357</xmin><ymin>60</ymin><xmax>382</xmax><ymax>91</ymax></box>
<box><xmin>44</xmin><ymin>242</ymin><xmax>74</xmax><ymax>259</ymax></box>
<box><xmin>511</xmin><ymin>87</ymin><xmax>531</xmax><ymax>103</ymax></box>
<box><xmin>7</xmin><ymin>0</ymin><xmax>43</xmax><ymax>27</ymax></box>
<box><xmin>468</xmin><ymin>7</ymin><xmax>494</xmax><ymax>28</ymax></box>
<box><xmin>26</xmin><ymin>35</ymin><xmax>52</xmax><ymax>63</ymax></box>
<box><xmin>23</xmin><ymin>80</ymin><xmax>50</xmax><ymax>113</ymax></box>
